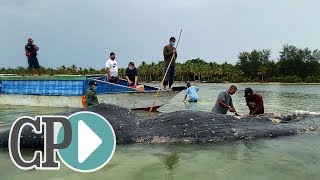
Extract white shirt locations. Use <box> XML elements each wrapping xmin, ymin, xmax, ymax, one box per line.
<box><xmin>106</xmin><ymin>59</ymin><xmax>118</xmax><ymax>77</ymax></box>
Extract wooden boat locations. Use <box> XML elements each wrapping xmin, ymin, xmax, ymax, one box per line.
<box><xmin>0</xmin><ymin>75</ymin><xmax>185</xmax><ymax>110</ymax></box>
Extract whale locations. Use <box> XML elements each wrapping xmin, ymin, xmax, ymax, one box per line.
<box><xmin>0</xmin><ymin>103</ymin><xmax>319</xmax><ymax>149</ymax></box>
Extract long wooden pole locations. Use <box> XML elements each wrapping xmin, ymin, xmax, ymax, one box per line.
<box><xmin>149</xmin><ymin>29</ymin><xmax>182</xmax><ymax>114</ymax></box>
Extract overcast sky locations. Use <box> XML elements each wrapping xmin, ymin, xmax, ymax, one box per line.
<box><xmin>0</xmin><ymin>0</ymin><xmax>319</xmax><ymax>69</ymax></box>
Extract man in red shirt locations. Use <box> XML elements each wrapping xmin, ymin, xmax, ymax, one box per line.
<box><xmin>244</xmin><ymin>87</ymin><xmax>264</xmax><ymax>115</ymax></box>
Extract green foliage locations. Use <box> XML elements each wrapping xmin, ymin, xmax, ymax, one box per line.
<box><xmin>1</xmin><ymin>45</ymin><xmax>320</xmax><ymax>83</ymax></box>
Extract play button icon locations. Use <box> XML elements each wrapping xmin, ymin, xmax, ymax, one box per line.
<box><xmin>57</xmin><ymin>111</ymin><xmax>116</xmax><ymax>173</ymax></box>
<box><xmin>78</xmin><ymin>120</ymin><xmax>102</xmax><ymax>163</ymax></box>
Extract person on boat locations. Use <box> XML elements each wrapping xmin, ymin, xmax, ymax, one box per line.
<box><xmin>106</xmin><ymin>52</ymin><xmax>119</xmax><ymax>84</ymax></box>
<box><xmin>85</xmin><ymin>81</ymin><xmax>99</xmax><ymax>107</ymax></box>
<box><xmin>125</xmin><ymin>62</ymin><xmax>139</xmax><ymax>87</ymax></box>
<box><xmin>244</xmin><ymin>87</ymin><xmax>264</xmax><ymax>115</ymax></box>
<box><xmin>212</xmin><ymin>85</ymin><xmax>237</xmax><ymax>114</ymax></box>
<box><xmin>183</xmin><ymin>83</ymin><xmax>199</xmax><ymax>103</ymax></box>
<box><xmin>163</xmin><ymin>37</ymin><xmax>177</xmax><ymax>91</ymax></box>
<box><xmin>25</xmin><ymin>38</ymin><xmax>40</xmax><ymax>75</ymax></box>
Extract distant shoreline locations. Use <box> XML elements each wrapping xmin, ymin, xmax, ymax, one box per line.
<box><xmin>1</xmin><ymin>74</ymin><xmax>319</xmax><ymax>85</ymax></box>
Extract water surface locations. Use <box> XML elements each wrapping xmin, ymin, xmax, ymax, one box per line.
<box><xmin>0</xmin><ymin>83</ymin><xmax>319</xmax><ymax>180</ymax></box>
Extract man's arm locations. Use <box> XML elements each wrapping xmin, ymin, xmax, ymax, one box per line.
<box><xmin>85</xmin><ymin>91</ymin><xmax>93</xmax><ymax>106</ymax></box>
<box><xmin>229</xmin><ymin>98</ymin><xmax>236</xmax><ymax>112</ymax></box>
<box><xmin>33</xmin><ymin>45</ymin><xmax>39</xmax><ymax>51</ymax></box>
<box><xmin>183</xmin><ymin>95</ymin><xmax>187</xmax><ymax>103</ymax></box>
<box><xmin>134</xmin><ymin>76</ymin><xmax>138</xmax><ymax>86</ymax></box>
<box><xmin>125</xmin><ymin>76</ymin><xmax>131</xmax><ymax>84</ymax></box>
<box><xmin>217</xmin><ymin>92</ymin><xmax>234</xmax><ymax>112</ymax></box>
<box><xmin>249</xmin><ymin>98</ymin><xmax>263</xmax><ymax>115</ymax></box>
<box><xmin>106</xmin><ymin>68</ymin><xmax>110</xmax><ymax>79</ymax></box>
<box><xmin>125</xmin><ymin>69</ymin><xmax>131</xmax><ymax>84</ymax></box>
<box><xmin>134</xmin><ymin>68</ymin><xmax>139</xmax><ymax>86</ymax></box>
<box><xmin>106</xmin><ymin>61</ymin><xmax>111</xmax><ymax>79</ymax></box>
<box><xmin>218</xmin><ymin>100</ymin><xmax>231</xmax><ymax>109</ymax></box>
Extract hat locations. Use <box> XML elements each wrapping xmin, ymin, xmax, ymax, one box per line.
<box><xmin>28</xmin><ymin>38</ymin><xmax>33</xmax><ymax>42</ymax></box>
<box><xmin>244</xmin><ymin>87</ymin><xmax>253</xmax><ymax>97</ymax></box>
<box><xmin>89</xmin><ymin>81</ymin><xmax>97</xmax><ymax>86</ymax></box>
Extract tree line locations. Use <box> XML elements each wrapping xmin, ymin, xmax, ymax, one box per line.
<box><xmin>1</xmin><ymin>45</ymin><xmax>320</xmax><ymax>83</ymax></box>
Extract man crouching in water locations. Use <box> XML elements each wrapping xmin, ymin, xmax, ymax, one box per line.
<box><xmin>85</xmin><ymin>81</ymin><xmax>99</xmax><ymax>107</ymax></box>
<box><xmin>244</xmin><ymin>87</ymin><xmax>264</xmax><ymax>115</ymax></box>
<box><xmin>212</xmin><ymin>85</ymin><xmax>237</xmax><ymax>114</ymax></box>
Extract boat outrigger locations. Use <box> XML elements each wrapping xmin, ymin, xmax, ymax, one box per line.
<box><xmin>0</xmin><ymin>75</ymin><xmax>185</xmax><ymax>110</ymax></box>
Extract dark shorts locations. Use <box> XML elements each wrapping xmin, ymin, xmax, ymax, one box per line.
<box><xmin>109</xmin><ymin>76</ymin><xmax>119</xmax><ymax>84</ymax></box>
<box><xmin>28</xmin><ymin>56</ymin><xmax>40</xmax><ymax>69</ymax></box>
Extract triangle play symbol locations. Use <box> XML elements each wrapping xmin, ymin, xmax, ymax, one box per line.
<box><xmin>78</xmin><ymin>120</ymin><xmax>102</xmax><ymax>163</ymax></box>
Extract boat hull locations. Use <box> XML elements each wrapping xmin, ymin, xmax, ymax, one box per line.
<box><xmin>0</xmin><ymin>91</ymin><xmax>180</xmax><ymax>109</ymax></box>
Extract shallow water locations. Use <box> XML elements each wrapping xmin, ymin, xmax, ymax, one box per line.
<box><xmin>0</xmin><ymin>83</ymin><xmax>319</xmax><ymax>179</ymax></box>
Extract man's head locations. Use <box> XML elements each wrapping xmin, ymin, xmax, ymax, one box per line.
<box><xmin>169</xmin><ymin>37</ymin><xmax>176</xmax><ymax>46</ymax></box>
<box><xmin>186</xmin><ymin>82</ymin><xmax>191</xmax><ymax>88</ymax></box>
<box><xmin>227</xmin><ymin>85</ymin><xmax>237</xmax><ymax>95</ymax></box>
<box><xmin>89</xmin><ymin>81</ymin><xmax>97</xmax><ymax>89</ymax></box>
<box><xmin>110</xmin><ymin>52</ymin><xmax>116</xmax><ymax>60</ymax></box>
<box><xmin>28</xmin><ymin>38</ymin><xmax>33</xmax><ymax>44</ymax></box>
<box><xmin>128</xmin><ymin>62</ymin><xmax>135</xmax><ymax>70</ymax></box>
<box><xmin>244</xmin><ymin>87</ymin><xmax>253</xmax><ymax>97</ymax></box>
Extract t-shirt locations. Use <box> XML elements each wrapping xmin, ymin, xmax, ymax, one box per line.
<box><xmin>212</xmin><ymin>91</ymin><xmax>233</xmax><ymax>114</ymax></box>
<box><xmin>125</xmin><ymin>67</ymin><xmax>139</xmax><ymax>83</ymax></box>
<box><xmin>185</xmin><ymin>86</ymin><xmax>199</xmax><ymax>101</ymax></box>
<box><xmin>25</xmin><ymin>43</ymin><xmax>39</xmax><ymax>57</ymax></box>
<box><xmin>163</xmin><ymin>45</ymin><xmax>177</xmax><ymax>67</ymax></box>
<box><xmin>246</xmin><ymin>93</ymin><xmax>264</xmax><ymax>115</ymax></box>
<box><xmin>85</xmin><ymin>88</ymin><xmax>99</xmax><ymax>107</ymax></box>
<box><xmin>106</xmin><ymin>59</ymin><xmax>118</xmax><ymax>77</ymax></box>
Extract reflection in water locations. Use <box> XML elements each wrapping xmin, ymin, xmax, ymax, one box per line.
<box><xmin>222</xmin><ymin>142</ymin><xmax>239</xmax><ymax>160</ymax></box>
<box><xmin>183</xmin><ymin>102</ymin><xmax>198</xmax><ymax>111</ymax></box>
<box><xmin>162</xmin><ymin>153</ymin><xmax>179</xmax><ymax>171</ymax></box>
<box><xmin>243</xmin><ymin>141</ymin><xmax>258</xmax><ymax>162</ymax></box>
<box><xmin>162</xmin><ymin>153</ymin><xmax>179</xmax><ymax>180</ymax></box>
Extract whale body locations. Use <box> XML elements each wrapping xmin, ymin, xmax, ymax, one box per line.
<box><xmin>0</xmin><ymin>103</ymin><xmax>319</xmax><ymax>149</ymax></box>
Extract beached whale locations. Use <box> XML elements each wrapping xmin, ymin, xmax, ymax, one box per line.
<box><xmin>0</xmin><ymin>103</ymin><xmax>319</xmax><ymax>149</ymax></box>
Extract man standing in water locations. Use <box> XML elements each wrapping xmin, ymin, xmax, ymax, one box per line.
<box><xmin>106</xmin><ymin>52</ymin><xmax>119</xmax><ymax>84</ymax></box>
<box><xmin>244</xmin><ymin>87</ymin><xmax>264</xmax><ymax>115</ymax></box>
<box><xmin>212</xmin><ymin>85</ymin><xmax>237</xmax><ymax>114</ymax></box>
<box><xmin>163</xmin><ymin>37</ymin><xmax>177</xmax><ymax>91</ymax></box>
<box><xmin>183</xmin><ymin>83</ymin><xmax>200</xmax><ymax>103</ymax></box>
<box><xmin>25</xmin><ymin>38</ymin><xmax>40</xmax><ymax>75</ymax></box>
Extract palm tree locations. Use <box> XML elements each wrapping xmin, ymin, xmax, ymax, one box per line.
<box><xmin>257</xmin><ymin>66</ymin><xmax>267</xmax><ymax>81</ymax></box>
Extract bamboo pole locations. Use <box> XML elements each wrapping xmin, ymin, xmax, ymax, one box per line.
<box><xmin>149</xmin><ymin>29</ymin><xmax>182</xmax><ymax>114</ymax></box>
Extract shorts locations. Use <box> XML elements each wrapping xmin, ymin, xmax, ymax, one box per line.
<box><xmin>28</xmin><ymin>56</ymin><xmax>40</xmax><ymax>69</ymax></box>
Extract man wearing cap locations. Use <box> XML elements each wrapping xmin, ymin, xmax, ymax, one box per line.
<box><xmin>25</xmin><ymin>38</ymin><xmax>40</xmax><ymax>75</ymax></box>
<box><xmin>85</xmin><ymin>81</ymin><xmax>99</xmax><ymax>107</ymax></box>
<box><xmin>106</xmin><ymin>52</ymin><xmax>119</xmax><ymax>84</ymax></box>
<box><xmin>244</xmin><ymin>87</ymin><xmax>264</xmax><ymax>115</ymax></box>
<box><xmin>212</xmin><ymin>85</ymin><xmax>237</xmax><ymax>114</ymax></box>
